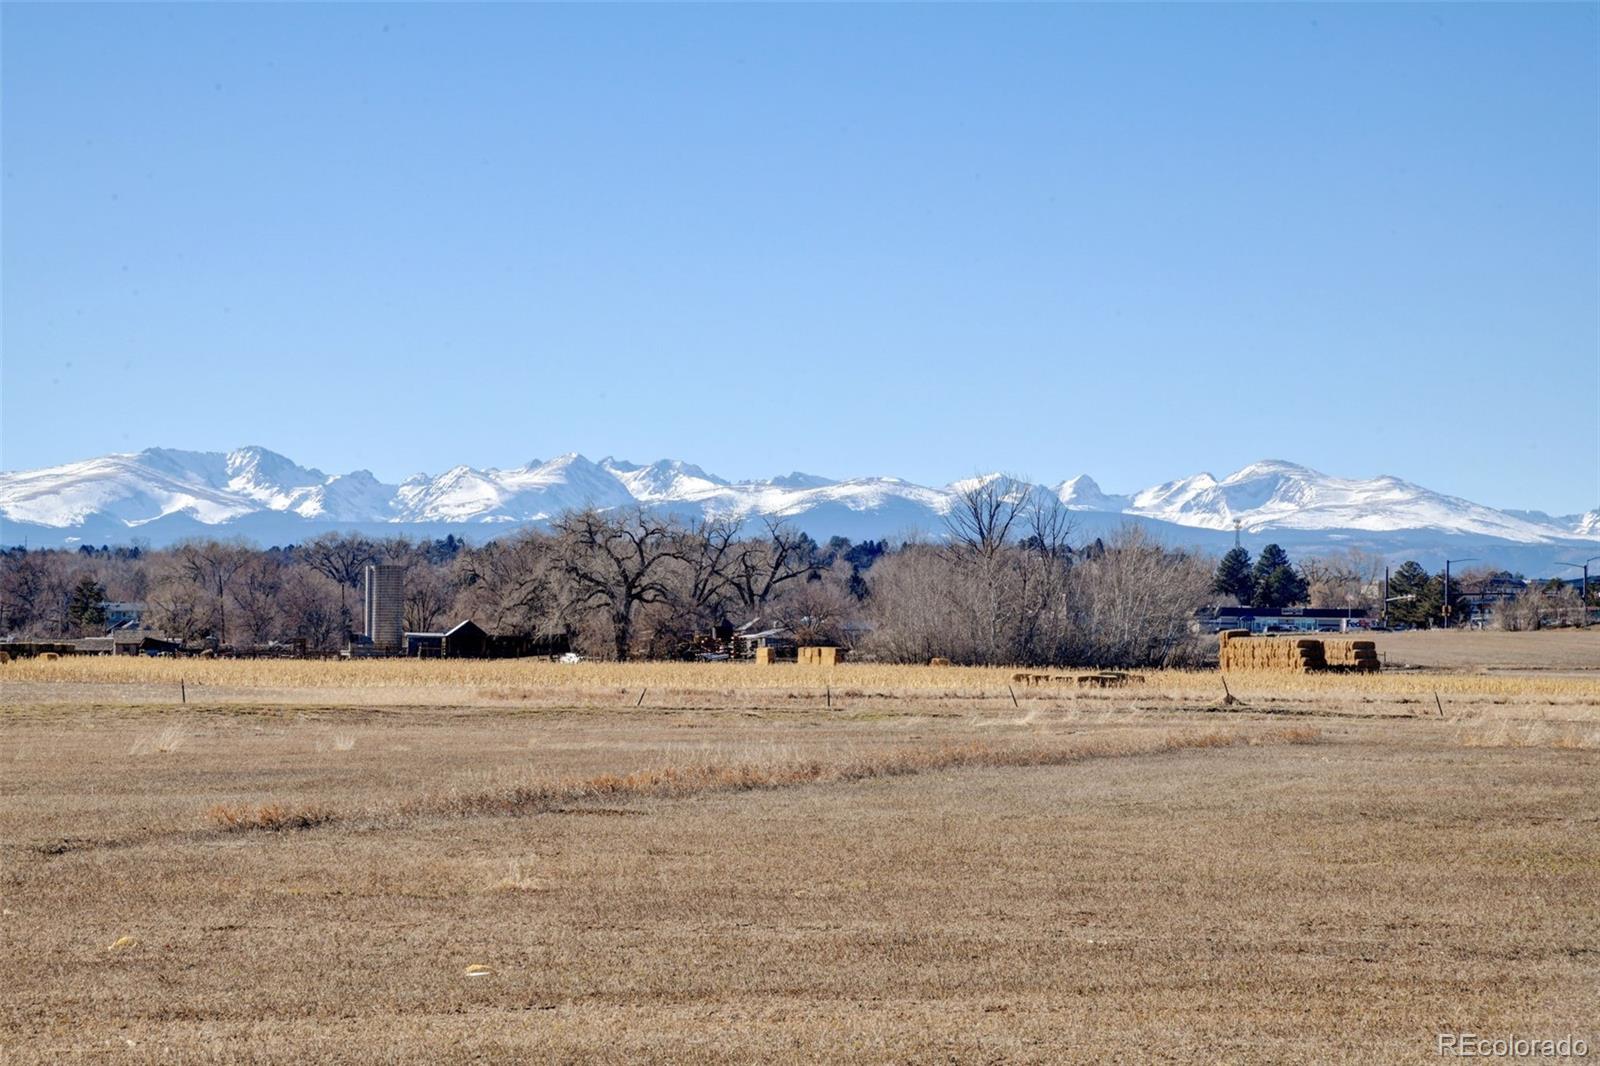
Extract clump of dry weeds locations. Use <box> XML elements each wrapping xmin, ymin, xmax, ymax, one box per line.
<box><xmin>128</xmin><ymin>723</ymin><xmax>188</xmax><ymax>756</ymax></box>
<box><xmin>205</xmin><ymin>802</ymin><xmax>337</xmax><ymax>832</ymax></box>
<box><xmin>1252</xmin><ymin>725</ymin><xmax>1321</xmax><ymax>745</ymax></box>
<box><xmin>412</xmin><ymin>727</ymin><xmax>1310</xmax><ymax>822</ymax></box>
<box><xmin>197</xmin><ymin>727</ymin><xmax>1317</xmax><ymax>836</ymax></box>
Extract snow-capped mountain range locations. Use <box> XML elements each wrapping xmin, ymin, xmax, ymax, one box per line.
<box><xmin>2</xmin><ymin>446</ymin><xmax>1595</xmax><ymax>573</ymax></box>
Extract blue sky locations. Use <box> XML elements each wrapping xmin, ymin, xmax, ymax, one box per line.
<box><xmin>3</xmin><ymin>4</ymin><xmax>1596</xmax><ymax>513</ymax></box>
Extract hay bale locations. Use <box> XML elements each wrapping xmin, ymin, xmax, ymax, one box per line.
<box><xmin>39</xmin><ymin>652</ymin><xmax>59</xmax><ymax>662</ymax></box>
<box><xmin>754</xmin><ymin>647</ymin><xmax>775</xmax><ymax>666</ymax></box>
<box><xmin>1075</xmin><ymin>672</ymin><xmax>1144</xmax><ymax>688</ymax></box>
<box><xmin>930</xmin><ymin>657</ymin><xmax>951</xmax><ymax>667</ymax></box>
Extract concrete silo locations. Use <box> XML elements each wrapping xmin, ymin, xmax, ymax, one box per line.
<box><xmin>363</xmin><ymin>563</ymin><xmax>405</xmax><ymax>653</ymax></box>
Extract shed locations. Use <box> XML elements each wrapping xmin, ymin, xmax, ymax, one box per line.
<box><xmin>404</xmin><ymin>632</ymin><xmax>445</xmax><ymax>658</ymax></box>
<box><xmin>442</xmin><ymin>619</ymin><xmax>491</xmax><ymax>659</ymax></box>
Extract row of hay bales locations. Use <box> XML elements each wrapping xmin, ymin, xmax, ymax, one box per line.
<box><xmin>1012</xmin><ymin>671</ymin><xmax>1145</xmax><ymax>689</ymax></box>
<box><xmin>753</xmin><ymin>646</ymin><xmax>846</xmax><ymax>666</ymax></box>
<box><xmin>1217</xmin><ymin>630</ymin><xmax>1379</xmax><ymax>673</ymax></box>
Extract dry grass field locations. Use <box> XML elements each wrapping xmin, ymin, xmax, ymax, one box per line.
<box><xmin>3</xmin><ymin>643</ymin><xmax>1598</xmax><ymax>1063</ymax></box>
<box><xmin>1370</xmin><ymin>627</ymin><xmax>1600</xmax><ymax>673</ymax></box>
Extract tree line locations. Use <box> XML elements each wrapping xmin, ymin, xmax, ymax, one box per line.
<box><xmin>1209</xmin><ymin>544</ymin><xmax>1591</xmax><ymax>629</ymax></box>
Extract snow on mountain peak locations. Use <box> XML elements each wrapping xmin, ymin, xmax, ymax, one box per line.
<box><xmin>2</xmin><ymin>450</ymin><xmax>1595</xmax><ymax>564</ymax></box>
<box><xmin>601</xmin><ymin>458</ymin><xmax>727</xmax><ymax>501</ymax></box>
<box><xmin>1056</xmin><ymin>475</ymin><xmax>1132</xmax><ymax>511</ymax></box>
<box><xmin>763</xmin><ymin>472</ymin><xmax>836</xmax><ymax>490</ymax></box>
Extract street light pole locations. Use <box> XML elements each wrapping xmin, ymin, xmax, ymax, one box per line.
<box><xmin>1443</xmin><ymin>557</ymin><xmax>1478</xmax><ymax>630</ymax></box>
<box><xmin>1557</xmin><ymin>556</ymin><xmax>1600</xmax><ymax>628</ymax></box>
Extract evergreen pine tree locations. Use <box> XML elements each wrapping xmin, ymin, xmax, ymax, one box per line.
<box><xmin>1212</xmin><ymin>546</ymin><xmax>1255</xmax><ymax>603</ymax></box>
<box><xmin>1386</xmin><ymin>561</ymin><xmax>1435</xmax><ymax>627</ymax></box>
<box><xmin>1250</xmin><ymin>544</ymin><xmax>1308</xmax><ymax>609</ymax></box>
<box><xmin>68</xmin><ymin>576</ymin><xmax>107</xmax><ymax>631</ymax></box>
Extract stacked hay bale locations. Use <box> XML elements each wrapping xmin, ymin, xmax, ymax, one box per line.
<box><xmin>797</xmin><ymin>646</ymin><xmax>844</xmax><ymax>666</ymax></box>
<box><xmin>1218</xmin><ymin>632</ymin><xmax>1379</xmax><ymax>673</ymax></box>
<box><xmin>1218</xmin><ymin>633</ymin><xmax>1325</xmax><ymax>673</ymax></box>
<box><xmin>753</xmin><ymin>647</ymin><xmax>776</xmax><ymax>666</ymax></box>
<box><xmin>1322</xmin><ymin>639</ymin><xmax>1380</xmax><ymax>673</ymax></box>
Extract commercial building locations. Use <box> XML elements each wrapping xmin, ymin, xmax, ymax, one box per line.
<box><xmin>1198</xmin><ymin>606</ymin><xmax>1370</xmax><ymax>634</ymax></box>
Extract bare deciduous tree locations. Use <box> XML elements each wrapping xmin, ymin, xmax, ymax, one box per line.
<box><xmin>229</xmin><ymin>553</ymin><xmax>285</xmax><ymax>645</ymax></box>
<box><xmin>172</xmin><ymin>539</ymin><xmax>252</xmax><ymax>643</ymax></box>
<box><xmin>299</xmin><ymin>533</ymin><xmax>378</xmax><ymax>632</ymax></box>
<box><xmin>724</xmin><ymin>519</ymin><xmax>823</xmax><ymax>613</ymax></box>
<box><xmin>554</xmin><ymin>508</ymin><xmax>683</xmax><ymax>661</ymax></box>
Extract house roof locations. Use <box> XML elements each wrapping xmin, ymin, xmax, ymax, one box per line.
<box><xmin>444</xmin><ymin>619</ymin><xmax>487</xmax><ymax>637</ymax></box>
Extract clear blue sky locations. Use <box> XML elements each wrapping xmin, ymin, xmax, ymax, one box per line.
<box><xmin>3</xmin><ymin>4</ymin><xmax>1596</xmax><ymax>513</ymax></box>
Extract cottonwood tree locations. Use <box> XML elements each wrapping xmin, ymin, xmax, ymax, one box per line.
<box><xmin>1015</xmin><ymin>494</ymin><xmax>1076</xmax><ymax>662</ymax></box>
<box><xmin>145</xmin><ymin>572</ymin><xmax>211</xmax><ymax>642</ymax></box>
<box><xmin>554</xmin><ymin>508</ymin><xmax>683</xmax><ymax>661</ymax></box>
<box><xmin>721</xmin><ymin>519</ymin><xmax>824</xmax><ymax>614</ymax></box>
<box><xmin>452</xmin><ymin>532</ymin><xmax>572</xmax><ymax>637</ymax></box>
<box><xmin>172</xmin><ymin>539</ymin><xmax>252</xmax><ymax>643</ymax></box>
<box><xmin>0</xmin><ymin>551</ymin><xmax>53</xmax><ymax>634</ymax></box>
<box><xmin>767</xmin><ymin>558</ymin><xmax>858</xmax><ymax>647</ymax></box>
<box><xmin>942</xmin><ymin>475</ymin><xmax>1030</xmax><ymax>664</ymax></box>
<box><xmin>229</xmin><ymin>554</ymin><xmax>286</xmax><ymax>645</ymax></box>
<box><xmin>1301</xmin><ymin>549</ymin><xmax>1384</xmax><ymax>611</ymax></box>
<box><xmin>299</xmin><ymin>533</ymin><xmax>378</xmax><ymax>631</ymax></box>
<box><xmin>675</xmin><ymin>517</ymin><xmax>742</xmax><ymax>622</ymax></box>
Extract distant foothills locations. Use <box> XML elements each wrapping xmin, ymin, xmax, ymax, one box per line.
<box><xmin>1</xmin><ymin>446</ymin><xmax>1595</xmax><ymax>574</ymax></box>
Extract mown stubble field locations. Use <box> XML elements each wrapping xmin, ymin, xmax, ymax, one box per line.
<box><xmin>2</xmin><ymin>648</ymin><xmax>1598</xmax><ymax>1063</ymax></box>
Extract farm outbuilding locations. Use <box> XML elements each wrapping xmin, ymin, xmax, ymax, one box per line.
<box><xmin>402</xmin><ymin>623</ymin><xmax>570</xmax><ymax>659</ymax></box>
<box><xmin>443</xmin><ymin>620</ymin><xmax>490</xmax><ymax>658</ymax></box>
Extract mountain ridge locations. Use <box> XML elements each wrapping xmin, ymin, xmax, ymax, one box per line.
<box><xmin>2</xmin><ymin>446</ymin><xmax>1595</xmax><ymax>572</ymax></box>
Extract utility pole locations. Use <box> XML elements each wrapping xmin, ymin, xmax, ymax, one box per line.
<box><xmin>1557</xmin><ymin>556</ymin><xmax>1600</xmax><ymax>628</ymax></box>
<box><xmin>1382</xmin><ymin>566</ymin><xmax>1389</xmax><ymax>628</ymax></box>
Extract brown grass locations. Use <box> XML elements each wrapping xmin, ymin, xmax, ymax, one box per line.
<box><xmin>6</xmin><ymin>653</ymin><xmax>1599</xmax><ymax>707</ymax></box>
<box><xmin>405</xmin><ymin>728</ymin><xmax>1300</xmax><ymax>823</ymax></box>
<box><xmin>1</xmin><ymin>658</ymin><xmax>1595</xmax><ymax>1062</ymax></box>
<box><xmin>1454</xmin><ymin>717</ymin><xmax>1600</xmax><ymax>751</ymax></box>
<box><xmin>204</xmin><ymin>801</ymin><xmax>337</xmax><ymax>832</ymax></box>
